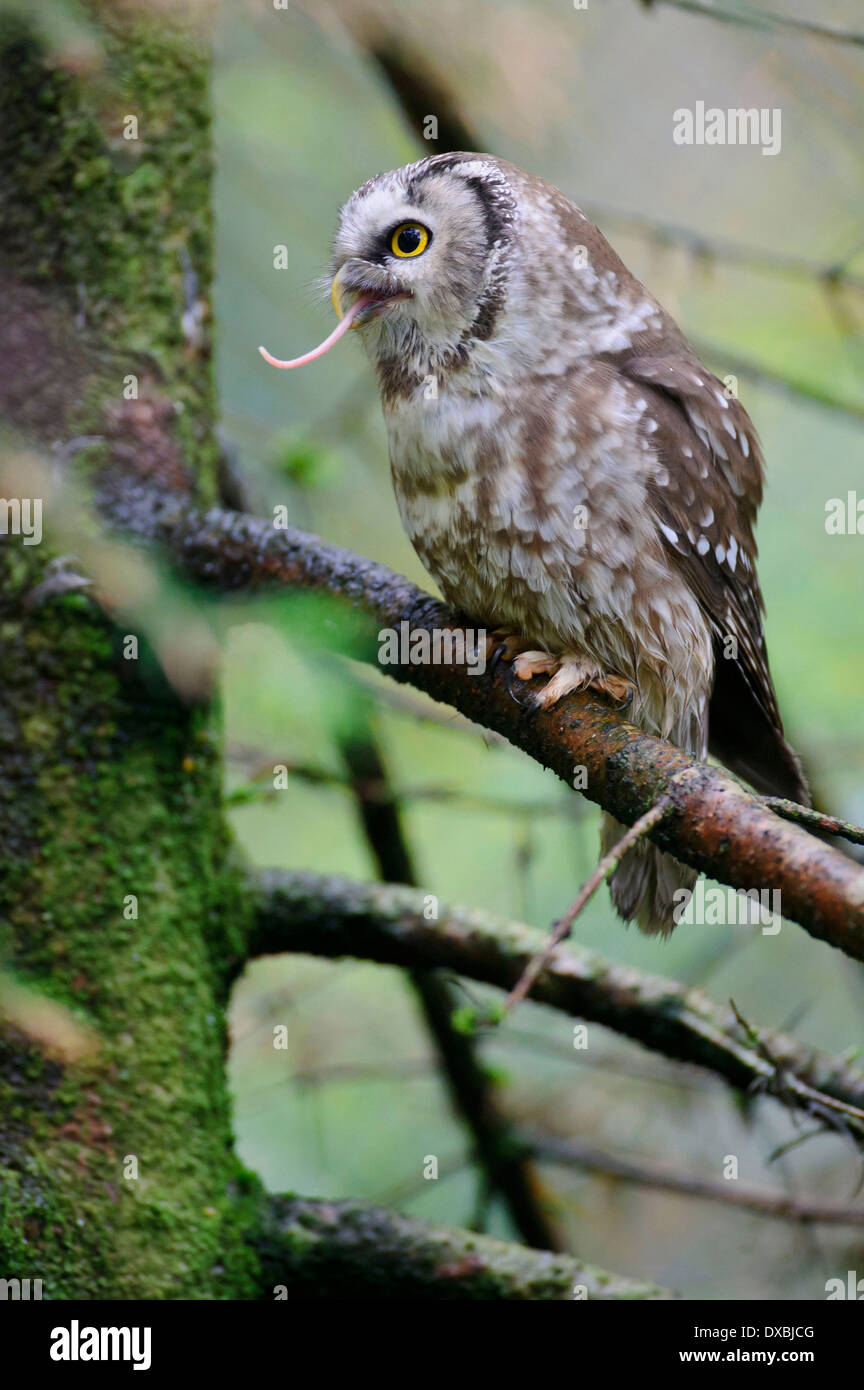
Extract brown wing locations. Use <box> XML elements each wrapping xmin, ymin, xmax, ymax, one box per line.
<box><xmin>621</xmin><ymin>353</ymin><xmax>808</xmax><ymax>805</ymax></box>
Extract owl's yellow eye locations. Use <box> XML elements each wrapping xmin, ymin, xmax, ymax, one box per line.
<box><xmin>390</xmin><ymin>222</ymin><xmax>430</xmax><ymax>258</ymax></box>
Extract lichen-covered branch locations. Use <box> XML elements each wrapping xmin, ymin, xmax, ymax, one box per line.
<box><xmin>148</xmin><ymin>506</ymin><xmax>864</xmax><ymax>961</ymax></box>
<box><xmin>246</xmin><ymin>869</ymin><xmax>864</xmax><ymax>1125</ymax></box>
<box><xmin>254</xmin><ymin>1195</ymin><xmax>672</xmax><ymax>1300</ymax></box>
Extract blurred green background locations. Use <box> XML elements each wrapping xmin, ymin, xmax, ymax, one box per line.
<box><xmin>213</xmin><ymin>0</ymin><xmax>864</xmax><ymax>1297</ymax></box>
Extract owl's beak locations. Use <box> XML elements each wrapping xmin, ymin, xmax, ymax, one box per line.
<box><xmin>332</xmin><ymin>269</ymin><xmax>412</xmax><ymax>325</ymax></box>
<box><xmin>330</xmin><ymin>274</ymin><xmax>346</xmax><ymax>320</ymax></box>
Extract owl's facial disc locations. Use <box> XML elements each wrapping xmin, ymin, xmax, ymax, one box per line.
<box><xmin>326</xmin><ymin>160</ymin><xmax>512</xmax><ymax>367</ymax></box>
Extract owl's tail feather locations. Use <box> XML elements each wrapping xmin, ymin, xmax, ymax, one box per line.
<box><xmin>601</xmin><ymin>813</ymin><xmax>698</xmax><ymax>937</ymax></box>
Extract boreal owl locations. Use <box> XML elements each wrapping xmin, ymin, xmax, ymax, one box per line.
<box><xmin>260</xmin><ymin>152</ymin><xmax>808</xmax><ymax>935</ymax></box>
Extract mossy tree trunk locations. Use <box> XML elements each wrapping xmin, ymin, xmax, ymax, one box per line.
<box><xmin>0</xmin><ymin>3</ymin><xmax>260</xmax><ymax>1298</ymax></box>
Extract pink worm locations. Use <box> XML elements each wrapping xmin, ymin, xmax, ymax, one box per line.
<box><xmin>258</xmin><ymin>294</ymin><xmax>376</xmax><ymax>369</ymax></box>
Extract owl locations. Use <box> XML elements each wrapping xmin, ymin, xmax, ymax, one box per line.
<box><xmin>261</xmin><ymin>152</ymin><xmax>808</xmax><ymax>935</ymax></box>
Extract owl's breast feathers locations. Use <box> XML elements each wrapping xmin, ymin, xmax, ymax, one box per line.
<box><xmin>385</xmin><ymin>348</ymin><xmax>807</xmax><ymax>805</ymax></box>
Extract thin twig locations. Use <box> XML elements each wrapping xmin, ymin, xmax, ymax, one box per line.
<box><xmin>730</xmin><ymin>1001</ymin><xmax>864</xmax><ymax>1150</ymax></box>
<box><xmin>588</xmin><ymin>204</ymin><xmax>864</xmax><ymax>296</ymax></box>
<box><xmin>763</xmin><ymin>797</ymin><xmax>864</xmax><ymax>847</ymax></box>
<box><xmin>651</xmin><ymin>0</ymin><xmax>864</xmax><ymax>49</ymax></box>
<box><xmin>528</xmin><ymin>1131</ymin><xmax>864</xmax><ymax>1225</ymax></box>
<box><xmin>504</xmin><ymin>797</ymin><xmax>674</xmax><ymax>1014</ymax></box>
<box><xmin>226</xmin><ymin>756</ymin><xmax>579</xmax><ymax>820</ymax></box>
<box><xmin>690</xmin><ymin>337</ymin><xmax>864</xmax><ymax>423</ymax></box>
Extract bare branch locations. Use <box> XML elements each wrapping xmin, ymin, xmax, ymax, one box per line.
<box><xmin>527</xmin><ymin>1132</ymin><xmax>864</xmax><ymax>1226</ymax></box>
<box><xmin>763</xmin><ymin>798</ymin><xmax>864</xmax><ymax>848</ymax></box>
<box><xmin>587</xmin><ymin>208</ymin><xmax>864</xmax><ymax>296</ymax></box>
<box><xmin>651</xmin><ymin>0</ymin><xmax>864</xmax><ymax>50</ymax></box>
<box><xmin>689</xmin><ymin>336</ymin><xmax>864</xmax><ymax>424</ymax></box>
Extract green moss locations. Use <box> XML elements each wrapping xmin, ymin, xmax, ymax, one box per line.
<box><xmin>0</xmin><ymin>8</ymin><xmax>260</xmax><ymax>1297</ymax></box>
<box><xmin>0</xmin><ymin>544</ymin><xmax>263</xmax><ymax>1296</ymax></box>
<box><xmin>0</xmin><ymin>8</ymin><xmax>219</xmax><ymax>496</ymax></box>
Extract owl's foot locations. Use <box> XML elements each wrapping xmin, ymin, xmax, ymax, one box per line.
<box><xmin>509</xmin><ymin>650</ymin><xmax>635</xmax><ymax>712</ymax></box>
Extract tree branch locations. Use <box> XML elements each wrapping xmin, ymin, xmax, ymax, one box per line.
<box><xmin>764</xmin><ymin>798</ymin><xmax>864</xmax><ymax>848</ymax></box>
<box><xmin>245</xmin><ymin>868</ymin><xmax>864</xmax><ymax>1129</ymax></box>
<box><xmin>152</xmin><ymin>505</ymin><xmax>864</xmax><ymax>961</ymax></box>
<box><xmin>527</xmin><ymin>1132</ymin><xmax>864</xmax><ymax>1227</ymax></box>
<box><xmin>652</xmin><ymin>0</ymin><xmax>864</xmax><ymax>50</ymax></box>
<box><xmin>254</xmin><ymin>1195</ymin><xmax>672</xmax><ymax>1300</ymax></box>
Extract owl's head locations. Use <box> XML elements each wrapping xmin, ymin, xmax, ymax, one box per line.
<box><xmin>328</xmin><ymin>152</ymin><xmax>518</xmax><ymax>378</ymax></box>
<box><xmin>259</xmin><ymin>153</ymin><xmax>659</xmax><ymax>388</ymax></box>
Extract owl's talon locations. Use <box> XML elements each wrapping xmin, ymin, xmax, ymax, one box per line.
<box><xmin>489</xmin><ymin>643</ymin><xmax>507</xmax><ymax>678</ymax></box>
<box><xmin>504</xmin><ymin>662</ymin><xmax>531</xmax><ymax>708</ymax></box>
<box><xmin>485</xmin><ymin>629</ymin><xmax>531</xmax><ymax>668</ymax></box>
